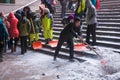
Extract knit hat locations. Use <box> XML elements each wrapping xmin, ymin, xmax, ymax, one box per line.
<box><xmin>68</xmin><ymin>14</ymin><xmax>74</xmax><ymax>20</ymax></box>
<box><xmin>43</xmin><ymin>8</ymin><xmax>50</xmax><ymax>14</ymax></box>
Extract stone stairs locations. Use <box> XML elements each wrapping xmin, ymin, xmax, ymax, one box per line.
<box><xmin>32</xmin><ymin>0</ymin><xmax>120</xmax><ymax>60</ymax></box>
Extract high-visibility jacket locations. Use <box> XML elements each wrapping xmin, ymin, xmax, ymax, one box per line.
<box><xmin>41</xmin><ymin>14</ymin><xmax>53</xmax><ymax>39</ymax></box>
<box><xmin>77</xmin><ymin>0</ymin><xmax>86</xmax><ymax>14</ymax></box>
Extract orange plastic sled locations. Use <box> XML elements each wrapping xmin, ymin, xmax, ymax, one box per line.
<box><xmin>32</xmin><ymin>41</ymin><xmax>43</xmax><ymax>50</ymax></box>
<box><xmin>74</xmin><ymin>43</ymin><xmax>87</xmax><ymax>51</ymax></box>
<box><xmin>48</xmin><ymin>40</ymin><xmax>58</xmax><ymax>47</ymax></box>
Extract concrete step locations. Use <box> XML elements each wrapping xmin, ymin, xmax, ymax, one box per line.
<box><xmin>39</xmin><ymin>33</ymin><xmax>120</xmax><ymax>51</ymax></box>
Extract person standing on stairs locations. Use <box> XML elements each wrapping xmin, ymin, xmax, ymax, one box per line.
<box><xmin>75</xmin><ymin>0</ymin><xmax>86</xmax><ymax>19</ymax></box>
<box><xmin>17</xmin><ymin>12</ymin><xmax>31</xmax><ymax>54</ymax></box>
<box><xmin>59</xmin><ymin>0</ymin><xmax>68</xmax><ymax>18</ymax></box>
<box><xmin>54</xmin><ymin>17</ymin><xmax>82</xmax><ymax>61</ymax></box>
<box><xmin>7</xmin><ymin>12</ymin><xmax>19</xmax><ymax>53</ymax></box>
<box><xmin>85</xmin><ymin>0</ymin><xmax>97</xmax><ymax>46</ymax></box>
<box><xmin>41</xmin><ymin>8</ymin><xmax>54</xmax><ymax>45</ymax></box>
<box><xmin>29</xmin><ymin>12</ymin><xmax>41</xmax><ymax>45</ymax></box>
<box><xmin>41</xmin><ymin>0</ymin><xmax>55</xmax><ymax>14</ymax></box>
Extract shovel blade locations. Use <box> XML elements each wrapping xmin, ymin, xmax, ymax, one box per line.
<box><xmin>48</xmin><ymin>40</ymin><xmax>58</xmax><ymax>47</ymax></box>
<box><xmin>32</xmin><ymin>41</ymin><xmax>43</xmax><ymax>50</ymax></box>
<box><xmin>74</xmin><ymin>43</ymin><xmax>87</xmax><ymax>51</ymax></box>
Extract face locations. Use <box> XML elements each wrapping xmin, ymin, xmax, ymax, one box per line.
<box><xmin>75</xmin><ymin>20</ymin><xmax>80</xmax><ymax>27</ymax></box>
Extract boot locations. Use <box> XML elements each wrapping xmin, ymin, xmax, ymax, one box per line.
<box><xmin>11</xmin><ymin>45</ymin><xmax>14</xmax><ymax>53</ymax></box>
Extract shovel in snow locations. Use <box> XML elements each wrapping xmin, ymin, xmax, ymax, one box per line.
<box><xmin>73</xmin><ymin>38</ymin><xmax>87</xmax><ymax>51</ymax></box>
<box><xmin>78</xmin><ymin>37</ymin><xmax>106</xmax><ymax>65</ymax></box>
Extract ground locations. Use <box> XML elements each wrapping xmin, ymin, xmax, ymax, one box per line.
<box><xmin>0</xmin><ymin>47</ymin><xmax>120</xmax><ymax>80</ymax></box>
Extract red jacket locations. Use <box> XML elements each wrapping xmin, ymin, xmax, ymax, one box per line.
<box><xmin>7</xmin><ymin>12</ymin><xmax>19</xmax><ymax>38</ymax></box>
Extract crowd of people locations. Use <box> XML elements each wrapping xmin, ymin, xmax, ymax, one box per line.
<box><xmin>0</xmin><ymin>0</ymin><xmax>98</xmax><ymax>62</ymax></box>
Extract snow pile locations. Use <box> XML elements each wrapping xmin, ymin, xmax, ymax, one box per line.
<box><xmin>99</xmin><ymin>49</ymin><xmax>120</xmax><ymax>74</ymax></box>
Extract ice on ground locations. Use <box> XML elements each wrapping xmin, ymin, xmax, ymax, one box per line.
<box><xmin>0</xmin><ymin>48</ymin><xmax>120</xmax><ymax>80</ymax></box>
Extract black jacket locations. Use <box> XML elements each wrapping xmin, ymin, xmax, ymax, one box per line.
<box><xmin>60</xmin><ymin>23</ymin><xmax>81</xmax><ymax>39</ymax></box>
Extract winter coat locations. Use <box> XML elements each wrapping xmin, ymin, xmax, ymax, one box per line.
<box><xmin>91</xmin><ymin>0</ymin><xmax>96</xmax><ymax>6</ymax></box>
<box><xmin>33</xmin><ymin>18</ymin><xmax>41</xmax><ymax>33</ymax></box>
<box><xmin>86</xmin><ymin>0</ymin><xmax>97</xmax><ymax>25</ymax></box>
<box><xmin>7</xmin><ymin>12</ymin><xmax>19</xmax><ymax>38</ymax></box>
<box><xmin>41</xmin><ymin>14</ymin><xmax>53</xmax><ymax>39</ymax></box>
<box><xmin>17</xmin><ymin>17</ymin><xmax>31</xmax><ymax>36</ymax></box>
<box><xmin>0</xmin><ymin>18</ymin><xmax>9</xmax><ymax>42</ymax></box>
<box><xmin>60</xmin><ymin>22</ymin><xmax>81</xmax><ymax>39</ymax></box>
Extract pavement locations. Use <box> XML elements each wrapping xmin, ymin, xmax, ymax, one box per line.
<box><xmin>0</xmin><ymin>0</ymin><xmax>38</xmax><ymax>16</ymax></box>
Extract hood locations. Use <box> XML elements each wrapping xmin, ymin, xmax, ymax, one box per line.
<box><xmin>7</xmin><ymin>12</ymin><xmax>15</xmax><ymax>20</ymax></box>
<box><xmin>86</xmin><ymin>0</ymin><xmax>93</xmax><ymax>8</ymax></box>
<box><xmin>43</xmin><ymin>8</ymin><xmax>50</xmax><ymax>14</ymax></box>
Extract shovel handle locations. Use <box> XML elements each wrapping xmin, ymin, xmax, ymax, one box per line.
<box><xmin>78</xmin><ymin>37</ymin><xmax>103</xmax><ymax>59</ymax></box>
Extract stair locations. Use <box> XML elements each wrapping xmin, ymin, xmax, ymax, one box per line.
<box><xmin>33</xmin><ymin>0</ymin><xmax>120</xmax><ymax>59</ymax></box>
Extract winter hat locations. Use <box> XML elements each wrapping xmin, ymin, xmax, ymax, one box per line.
<box><xmin>43</xmin><ymin>8</ymin><xmax>50</xmax><ymax>14</ymax></box>
<box><xmin>68</xmin><ymin>14</ymin><xmax>74</xmax><ymax>20</ymax></box>
<box><xmin>74</xmin><ymin>17</ymin><xmax>81</xmax><ymax>21</ymax></box>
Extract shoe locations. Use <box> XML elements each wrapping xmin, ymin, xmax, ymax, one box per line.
<box><xmin>53</xmin><ymin>56</ymin><xmax>56</xmax><ymax>61</ymax></box>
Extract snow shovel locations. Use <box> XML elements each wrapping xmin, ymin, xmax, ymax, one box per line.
<box><xmin>78</xmin><ymin>37</ymin><xmax>106</xmax><ymax>65</ymax></box>
<box><xmin>30</xmin><ymin>19</ymin><xmax>43</xmax><ymax>50</ymax></box>
<box><xmin>32</xmin><ymin>41</ymin><xmax>43</xmax><ymax>50</ymax></box>
<box><xmin>73</xmin><ymin>38</ymin><xmax>87</xmax><ymax>51</ymax></box>
<box><xmin>48</xmin><ymin>40</ymin><xmax>58</xmax><ymax>47</ymax></box>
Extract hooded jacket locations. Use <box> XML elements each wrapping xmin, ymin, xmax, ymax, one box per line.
<box><xmin>0</xmin><ymin>18</ymin><xmax>9</xmax><ymax>42</ymax></box>
<box><xmin>86</xmin><ymin>0</ymin><xmax>97</xmax><ymax>25</ymax></box>
<box><xmin>7</xmin><ymin>12</ymin><xmax>19</xmax><ymax>38</ymax></box>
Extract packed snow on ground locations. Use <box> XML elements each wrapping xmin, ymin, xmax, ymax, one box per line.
<box><xmin>0</xmin><ymin>48</ymin><xmax>120</xmax><ymax>80</ymax></box>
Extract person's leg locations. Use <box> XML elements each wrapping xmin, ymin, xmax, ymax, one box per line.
<box><xmin>91</xmin><ymin>24</ymin><xmax>97</xmax><ymax>45</ymax></box>
<box><xmin>54</xmin><ymin>37</ymin><xmax>65</xmax><ymax>60</ymax></box>
<box><xmin>0</xmin><ymin>44</ymin><xmax>4</xmax><ymax>62</ymax></box>
<box><xmin>10</xmin><ymin>38</ymin><xmax>14</xmax><ymax>53</ymax></box>
<box><xmin>61</xmin><ymin>0</ymin><xmax>67</xmax><ymax>18</ymax></box>
<box><xmin>14</xmin><ymin>37</ymin><xmax>19</xmax><ymax>52</ymax></box>
<box><xmin>20</xmin><ymin>36</ymin><xmax>24</xmax><ymax>54</ymax></box>
<box><xmin>24</xmin><ymin>36</ymin><xmax>28</xmax><ymax>53</ymax></box>
<box><xmin>67</xmin><ymin>39</ymin><xmax>74</xmax><ymax>60</ymax></box>
<box><xmin>86</xmin><ymin>25</ymin><xmax>91</xmax><ymax>44</ymax></box>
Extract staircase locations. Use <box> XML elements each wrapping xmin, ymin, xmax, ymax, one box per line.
<box><xmin>34</xmin><ymin>0</ymin><xmax>120</xmax><ymax>60</ymax></box>
<box><xmin>52</xmin><ymin>0</ymin><xmax>120</xmax><ymax>53</ymax></box>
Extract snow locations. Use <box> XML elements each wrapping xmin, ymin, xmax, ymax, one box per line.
<box><xmin>0</xmin><ymin>48</ymin><xmax>120</xmax><ymax>80</ymax></box>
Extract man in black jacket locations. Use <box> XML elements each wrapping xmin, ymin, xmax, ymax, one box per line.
<box><xmin>54</xmin><ymin>17</ymin><xmax>82</xmax><ymax>61</ymax></box>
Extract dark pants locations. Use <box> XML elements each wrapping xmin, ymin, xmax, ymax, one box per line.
<box><xmin>10</xmin><ymin>37</ymin><xmax>18</xmax><ymax>48</ymax></box>
<box><xmin>54</xmin><ymin>36</ymin><xmax>74</xmax><ymax>59</ymax></box>
<box><xmin>60</xmin><ymin>0</ymin><xmax>67</xmax><ymax>17</ymax></box>
<box><xmin>0</xmin><ymin>43</ymin><xmax>4</xmax><ymax>60</ymax></box>
<box><xmin>20</xmin><ymin>36</ymin><xmax>28</xmax><ymax>54</ymax></box>
<box><xmin>86</xmin><ymin>23</ymin><xmax>96</xmax><ymax>44</ymax></box>
<box><xmin>44</xmin><ymin>0</ymin><xmax>54</xmax><ymax>13</ymax></box>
